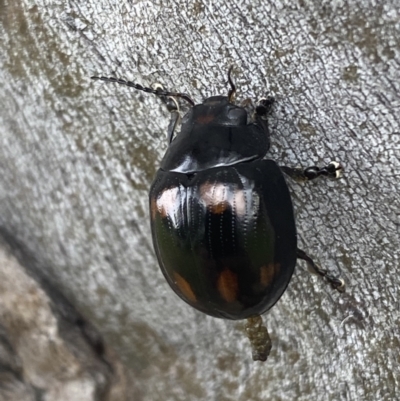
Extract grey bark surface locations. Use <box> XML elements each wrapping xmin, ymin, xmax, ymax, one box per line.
<box><xmin>0</xmin><ymin>237</ymin><xmax>129</xmax><ymax>401</ymax></box>
<box><xmin>1</xmin><ymin>0</ymin><xmax>399</xmax><ymax>400</ymax></box>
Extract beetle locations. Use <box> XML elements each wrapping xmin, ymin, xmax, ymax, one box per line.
<box><xmin>92</xmin><ymin>68</ymin><xmax>345</xmax><ymax>361</ymax></box>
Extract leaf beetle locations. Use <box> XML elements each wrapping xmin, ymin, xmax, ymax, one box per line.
<box><xmin>92</xmin><ymin>68</ymin><xmax>345</xmax><ymax>361</ymax></box>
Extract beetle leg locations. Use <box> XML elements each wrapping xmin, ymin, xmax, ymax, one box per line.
<box><xmin>166</xmin><ymin>105</ymin><xmax>181</xmax><ymax>143</ymax></box>
<box><xmin>297</xmin><ymin>249</ymin><xmax>345</xmax><ymax>292</ymax></box>
<box><xmin>253</xmin><ymin>96</ymin><xmax>275</xmax><ymax>141</ymax></box>
<box><xmin>162</xmin><ymin>97</ymin><xmax>181</xmax><ymax>143</ymax></box>
<box><xmin>154</xmin><ymin>84</ymin><xmax>181</xmax><ymax>143</ymax></box>
<box><xmin>245</xmin><ymin>316</ymin><xmax>272</xmax><ymax>362</ymax></box>
<box><xmin>280</xmin><ymin>161</ymin><xmax>343</xmax><ymax>181</ymax></box>
<box><xmin>255</xmin><ymin>96</ymin><xmax>275</xmax><ymax>117</ymax></box>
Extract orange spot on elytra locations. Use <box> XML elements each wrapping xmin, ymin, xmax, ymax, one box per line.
<box><xmin>173</xmin><ymin>272</ymin><xmax>197</xmax><ymax>303</ymax></box>
<box><xmin>199</xmin><ymin>182</ymin><xmax>229</xmax><ymax>214</ymax></box>
<box><xmin>156</xmin><ymin>187</ymin><xmax>179</xmax><ymax>218</ymax></box>
<box><xmin>211</xmin><ymin>201</ymin><xmax>228</xmax><ymax>214</ymax></box>
<box><xmin>260</xmin><ymin>263</ymin><xmax>281</xmax><ymax>287</ymax></box>
<box><xmin>217</xmin><ymin>269</ymin><xmax>239</xmax><ymax>303</ymax></box>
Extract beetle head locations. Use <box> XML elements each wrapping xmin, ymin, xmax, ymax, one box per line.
<box><xmin>182</xmin><ymin>96</ymin><xmax>248</xmax><ymax>127</ymax></box>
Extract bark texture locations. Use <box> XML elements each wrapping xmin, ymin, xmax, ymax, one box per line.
<box><xmin>0</xmin><ymin>0</ymin><xmax>399</xmax><ymax>400</ymax></box>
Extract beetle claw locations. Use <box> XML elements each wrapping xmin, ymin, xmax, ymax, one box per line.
<box><xmin>327</xmin><ymin>161</ymin><xmax>344</xmax><ymax>179</ymax></box>
<box><xmin>330</xmin><ymin>276</ymin><xmax>346</xmax><ymax>293</ymax></box>
<box><xmin>255</xmin><ymin>96</ymin><xmax>275</xmax><ymax>118</ymax></box>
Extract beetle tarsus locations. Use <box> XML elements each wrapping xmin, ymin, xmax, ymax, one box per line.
<box><xmin>297</xmin><ymin>249</ymin><xmax>345</xmax><ymax>292</ymax></box>
<box><xmin>304</xmin><ymin>161</ymin><xmax>343</xmax><ymax>180</ymax></box>
<box><xmin>255</xmin><ymin>96</ymin><xmax>275</xmax><ymax>118</ymax></box>
<box><xmin>281</xmin><ymin>161</ymin><xmax>343</xmax><ymax>181</ymax></box>
<box><xmin>245</xmin><ymin>316</ymin><xmax>272</xmax><ymax>362</ymax></box>
<box><xmin>253</xmin><ymin>96</ymin><xmax>275</xmax><ymax>146</ymax></box>
<box><xmin>154</xmin><ymin>84</ymin><xmax>180</xmax><ymax>113</ymax></box>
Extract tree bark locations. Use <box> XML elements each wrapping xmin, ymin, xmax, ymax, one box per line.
<box><xmin>1</xmin><ymin>0</ymin><xmax>399</xmax><ymax>400</ymax></box>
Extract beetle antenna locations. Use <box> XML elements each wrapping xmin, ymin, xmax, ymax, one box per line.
<box><xmin>91</xmin><ymin>76</ymin><xmax>195</xmax><ymax>107</ymax></box>
<box><xmin>227</xmin><ymin>66</ymin><xmax>236</xmax><ymax>102</ymax></box>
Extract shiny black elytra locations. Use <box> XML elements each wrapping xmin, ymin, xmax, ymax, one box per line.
<box><xmin>92</xmin><ymin>68</ymin><xmax>345</xmax><ymax>362</ymax></box>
